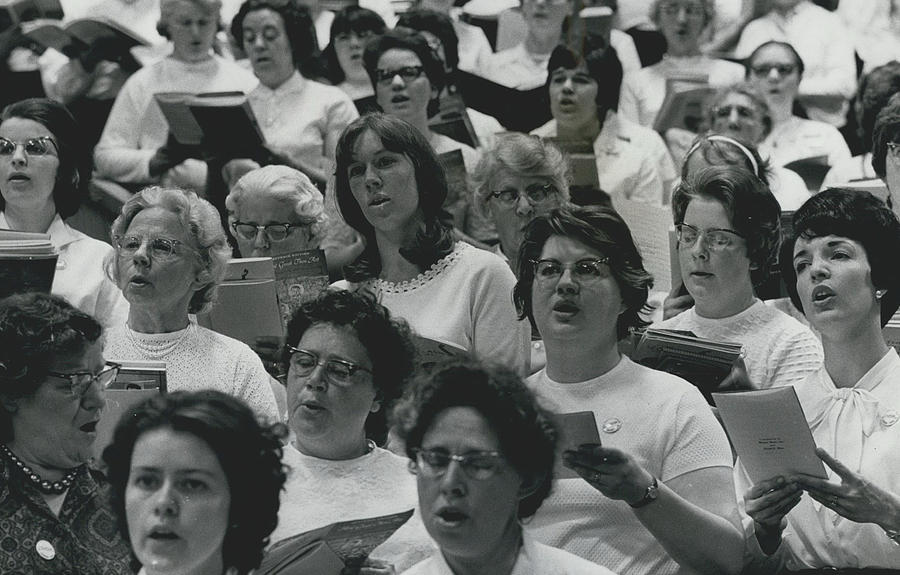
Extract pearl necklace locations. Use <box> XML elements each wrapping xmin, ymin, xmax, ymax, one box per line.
<box><xmin>124</xmin><ymin>321</ymin><xmax>193</xmax><ymax>359</ymax></box>
<box><xmin>0</xmin><ymin>444</ymin><xmax>83</xmax><ymax>495</ymax></box>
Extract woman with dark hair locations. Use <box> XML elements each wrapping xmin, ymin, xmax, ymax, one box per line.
<box><xmin>0</xmin><ymin>98</ymin><xmax>128</xmax><ymax>328</ymax></box>
<box><xmin>322</xmin><ymin>6</ymin><xmax>387</xmax><ymax>101</ymax></box>
<box><xmin>103</xmin><ymin>390</ymin><xmax>287</xmax><ymax>575</ymax></box>
<box><xmin>395</xmin><ymin>359</ymin><xmax>614</xmax><ymax>574</ymax></box>
<box><xmin>514</xmin><ymin>204</ymin><xmax>742</xmax><ymax>575</ymax></box>
<box><xmin>333</xmin><ymin>114</ymin><xmax>530</xmax><ymax>375</ymax></box>
<box><xmin>656</xmin><ymin>165</ymin><xmax>822</xmax><ymax>390</ymax></box>
<box><xmin>0</xmin><ymin>292</ymin><xmax>131</xmax><ymax>574</ymax></box>
<box><xmin>532</xmin><ymin>44</ymin><xmax>676</xmax><ymax>205</ymax></box>
<box><xmin>740</xmin><ymin>188</ymin><xmax>900</xmax><ymax>571</ymax></box>
<box><xmin>270</xmin><ymin>289</ymin><xmax>434</xmax><ymax>571</ymax></box>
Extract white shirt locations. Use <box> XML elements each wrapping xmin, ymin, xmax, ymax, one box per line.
<box><xmin>760</xmin><ymin>116</ymin><xmax>853</xmax><ymax>169</ymax></box>
<box><xmin>735</xmin><ymin>1</ymin><xmax>857</xmax><ymax>127</ymax></box>
<box><xmin>738</xmin><ymin>349</ymin><xmax>900</xmax><ymax>570</ymax></box>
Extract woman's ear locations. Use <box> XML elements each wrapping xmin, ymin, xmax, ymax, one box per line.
<box><xmin>370</xmin><ymin>397</ymin><xmax>382</xmax><ymax>414</ymax></box>
<box><xmin>518</xmin><ymin>471</ymin><xmax>545</xmax><ymax>499</ymax></box>
<box><xmin>193</xmin><ymin>268</ymin><xmax>213</xmax><ymax>290</ymax></box>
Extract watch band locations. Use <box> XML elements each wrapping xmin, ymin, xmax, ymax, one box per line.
<box><xmin>629</xmin><ymin>476</ymin><xmax>659</xmax><ymax>508</ymax></box>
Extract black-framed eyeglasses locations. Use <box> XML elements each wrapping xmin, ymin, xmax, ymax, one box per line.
<box><xmin>410</xmin><ymin>448</ymin><xmax>505</xmax><ymax>480</ymax></box>
<box><xmin>286</xmin><ymin>346</ymin><xmax>372</xmax><ymax>387</ymax></box>
<box><xmin>0</xmin><ymin>136</ymin><xmax>59</xmax><ymax>157</ymax></box>
<box><xmin>658</xmin><ymin>1</ymin><xmax>706</xmax><ymax>18</ymax></box>
<box><xmin>375</xmin><ymin>65</ymin><xmax>425</xmax><ymax>85</ymax></box>
<box><xmin>490</xmin><ymin>183</ymin><xmax>558</xmax><ymax>208</ymax></box>
<box><xmin>46</xmin><ymin>362</ymin><xmax>121</xmax><ymax>398</ymax></box>
<box><xmin>750</xmin><ymin>64</ymin><xmax>797</xmax><ymax>78</ymax></box>
<box><xmin>231</xmin><ymin>221</ymin><xmax>309</xmax><ymax>243</ymax></box>
<box><xmin>712</xmin><ymin>104</ymin><xmax>757</xmax><ymax>121</ymax></box>
<box><xmin>530</xmin><ymin>257</ymin><xmax>612</xmax><ymax>284</ymax></box>
<box><xmin>114</xmin><ymin>235</ymin><xmax>197</xmax><ymax>261</ymax></box>
<box><xmin>675</xmin><ymin>223</ymin><xmax>744</xmax><ymax>251</ymax></box>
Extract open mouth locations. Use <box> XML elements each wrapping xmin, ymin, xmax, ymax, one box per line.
<box><xmin>149</xmin><ymin>527</ymin><xmax>180</xmax><ymax>541</ymax></box>
<box><xmin>390</xmin><ymin>95</ymin><xmax>410</xmax><ymax>104</ymax></box>
<box><xmin>691</xmin><ymin>271</ymin><xmax>713</xmax><ymax>279</ymax></box>
<box><xmin>811</xmin><ymin>286</ymin><xmax>835</xmax><ymax>304</ymax></box>
<box><xmin>79</xmin><ymin>421</ymin><xmax>98</xmax><ymax>433</ymax></box>
<box><xmin>130</xmin><ymin>277</ymin><xmax>150</xmax><ymax>286</ymax></box>
<box><xmin>553</xmin><ymin>301</ymin><xmax>579</xmax><ymax>314</ymax></box>
<box><xmin>435</xmin><ymin>507</ymin><xmax>468</xmax><ymax>527</ymax></box>
<box><xmin>8</xmin><ymin>174</ymin><xmax>29</xmax><ymax>182</ymax></box>
<box><xmin>369</xmin><ymin>196</ymin><xmax>390</xmax><ymax>207</ymax></box>
<box><xmin>300</xmin><ymin>401</ymin><xmax>325</xmax><ymax>412</ymax></box>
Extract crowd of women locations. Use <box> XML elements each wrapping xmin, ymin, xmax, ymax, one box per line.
<box><xmin>2</xmin><ymin>0</ymin><xmax>900</xmax><ymax>574</ymax></box>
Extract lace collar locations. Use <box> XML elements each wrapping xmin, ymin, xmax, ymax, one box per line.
<box><xmin>368</xmin><ymin>242</ymin><xmax>467</xmax><ymax>295</ymax></box>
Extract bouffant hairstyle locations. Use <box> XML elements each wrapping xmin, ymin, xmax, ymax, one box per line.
<box><xmin>394</xmin><ymin>358</ymin><xmax>557</xmax><ymax>519</ymax></box>
<box><xmin>872</xmin><ymin>92</ymin><xmax>900</xmax><ymax>178</ymax></box>
<box><xmin>1</xmin><ymin>98</ymin><xmax>88</xmax><ymax>218</ymax></box>
<box><xmin>334</xmin><ymin>113</ymin><xmax>454</xmax><ymax>282</ymax></box>
<box><xmin>322</xmin><ymin>6</ymin><xmax>387</xmax><ymax>85</ymax></box>
<box><xmin>103</xmin><ymin>390</ymin><xmax>288</xmax><ymax>575</ymax></box>
<box><xmin>546</xmin><ymin>44</ymin><xmax>623</xmax><ymax>113</ymax></box>
<box><xmin>672</xmin><ymin>165</ymin><xmax>781</xmax><ymax>286</ymax></box>
<box><xmin>513</xmin><ymin>205</ymin><xmax>654</xmax><ymax>340</ymax></box>
<box><xmin>786</xmin><ymin>187</ymin><xmax>900</xmax><ymax>326</ymax></box>
<box><xmin>0</xmin><ymin>293</ymin><xmax>102</xmax><ymax>442</ymax></box>
<box><xmin>230</xmin><ymin>0</ymin><xmax>321</xmax><ymax>78</ymax></box>
<box><xmin>282</xmin><ymin>289</ymin><xmax>416</xmax><ymax>445</ymax></box>
<box><xmin>106</xmin><ymin>186</ymin><xmax>232</xmax><ymax>314</ymax></box>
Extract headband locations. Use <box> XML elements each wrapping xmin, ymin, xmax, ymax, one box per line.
<box><xmin>687</xmin><ymin>134</ymin><xmax>760</xmax><ymax>177</ymax></box>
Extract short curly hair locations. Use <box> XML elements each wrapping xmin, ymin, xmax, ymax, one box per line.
<box><xmin>0</xmin><ymin>293</ymin><xmax>102</xmax><ymax>442</ymax></box>
<box><xmin>513</xmin><ymin>205</ymin><xmax>654</xmax><ymax>340</ymax></box>
<box><xmin>672</xmin><ymin>165</ymin><xmax>781</xmax><ymax>286</ymax></box>
<box><xmin>872</xmin><ymin>92</ymin><xmax>900</xmax><ymax>178</ymax></box>
<box><xmin>705</xmin><ymin>82</ymin><xmax>773</xmax><ymax>140</ymax></box>
<box><xmin>282</xmin><ymin>289</ymin><xmax>416</xmax><ymax>446</ymax></box>
<box><xmin>106</xmin><ymin>186</ymin><xmax>232</xmax><ymax>315</ymax></box>
<box><xmin>393</xmin><ymin>358</ymin><xmax>557</xmax><ymax>519</ymax></box>
<box><xmin>230</xmin><ymin>0</ymin><xmax>321</xmax><ymax>79</ymax></box>
<box><xmin>103</xmin><ymin>390</ymin><xmax>287</xmax><ymax>575</ymax></box>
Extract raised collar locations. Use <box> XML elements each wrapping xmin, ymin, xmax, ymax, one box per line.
<box><xmin>253</xmin><ymin>70</ymin><xmax>306</xmax><ymax>99</ymax></box>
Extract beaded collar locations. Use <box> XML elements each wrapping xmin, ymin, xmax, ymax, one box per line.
<box><xmin>0</xmin><ymin>444</ymin><xmax>83</xmax><ymax>495</ymax></box>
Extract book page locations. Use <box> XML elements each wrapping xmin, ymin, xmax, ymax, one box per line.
<box><xmin>611</xmin><ymin>198</ymin><xmax>675</xmax><ymax>293</ymax></box>
<box><xmin>549</xmin><ymin>411</ymin><xmax>600</xmax><ymax>479</ymax></box>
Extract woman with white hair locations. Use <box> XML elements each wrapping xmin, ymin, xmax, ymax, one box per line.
<box><xmin>103</xmin><ymin>186</ymin><xmax>279</xmax><ymax>422</ymax></box>
<box><xmin>94</xmin><ymin>0</ymin><xmax>258</xmax><ymax>192</ymax></box>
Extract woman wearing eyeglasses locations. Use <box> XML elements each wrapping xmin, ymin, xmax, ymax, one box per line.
<box><xmin>514</xmin><ymin>204</ymin><xmax>742</xmax><ymax>575</ymax></box>
<box><xmin>656</xmin><ymin>165</ymin><xmax>822</xmax><ymax>390</ymax></box>
<box><xmin>0</xmin><ymin>292</ymin><xmax>132</xmax><ymax>574</ymax></box>
<box><xmin>270</xmin><ymin>289</ymin><xmax>434</xmax><ymax>572</ymax></box>
<box><xmin>395</xmin><ymin>359</ymin><xmax>614</xmax><ymax>575</ymax></box>
<box><xmin>745</xmin><ymin>41</ymin><xmax>851</xmax><ymax>172</ymax></box>
<box><xmin>103</xmin><ymin>186</ymin><xmax>280</xmax><ymax>423</ymax></box>
<box><xmin>0</xmin><ymin>98</ymin><xmax>128</xmax><ymax>329</ymax></box>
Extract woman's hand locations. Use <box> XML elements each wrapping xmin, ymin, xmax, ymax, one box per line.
<box><xmin>253</xmin><ymin>335</ymin><xmax>285</xmax><ymax>378</ymax></box>
<box><xmin>794</xmin><ymin>448</ymin><xmax>900</xmax><ymax>530</ymax></box>
<box><xmin>662</xmin><ymin>281</ymin><xmax>694</xmax><ymax>320</ymax></box>
<box><xmin>563</xmin><ymin>444</ymin><xmax>654</xmax><ymax>505</ymax></box>
<box><xmin>718</xmin><ymin>356</ymin><xmax>754</xmax><ymax>392</ymax></box>
<box><xmin>743</xmin><ymin>476</ymin><xmax>802</xmax><ymax>554</ymax></box>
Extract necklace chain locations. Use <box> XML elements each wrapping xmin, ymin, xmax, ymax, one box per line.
<box><xmin>1</xmin><ymin>444</ymin><xmax>83</xmax><ymax>495</ymax></box>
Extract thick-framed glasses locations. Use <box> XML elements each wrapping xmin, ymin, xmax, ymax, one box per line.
<box><xmin>659</xmin><ymin>2</ymin><xmax>706</xmax><ymax>18</ymax></box>
<box><xmin>46</xmin><ymin>362</ymin><xmax>121</xmax><ymax>398</ymax></box>
<box><xmin>231</xmin><ymin>221</ymin><xmax>308</xmax><ymax>243</ymax></box>
<box><xmin>750</xmin><ymin>64</ymin><xmax>797</xmax><ymax>78</ymax></box>
<box><xmin>490</xmin><ymin>183</ymin><xmax>557</xmax><ymax>208</ymax></box>
<box><xmin>675</xmin><ymin>223</ymin><xmax>744</xmax><ymax>251</ymax></box>
<box><xmin>531</xmin><ymin>257</ymin><xmax>612</xmax><ymax>284</ymax></box>
<box><xmin>375</xmin><ymin>65</ymin><xmax>425</xmax><ymax>85</ymax></box>
<box><xmin>286</xmin><ymin>346</ymin><xmax>372</xmax><ymax>387</ymax></box>
<box><xmin>114</xmin><ymin>235</ymin><xmax>197</xmax><ymax>261</ymax></box>
<box><xmin>410</xmin><ymin>448</ymin><xmax>505</xmax><ymax>480</ymax></box>
<box><xmin>712</xmin><ymin>104</ymin><xmax>758</xmax><ymax>121</ymax></box>
<box><xmin>887</xmin><ymin>142</ymin><xmax>900</xmax><ymax>160</ymax></box>
<box><xmin>0</xmin><ymin>136</ymin><xmax>59</xmax><ymax>156</ymax></box>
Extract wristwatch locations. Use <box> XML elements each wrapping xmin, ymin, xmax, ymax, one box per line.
<box><xmin>629</xmin><ymin>476</ymin><xmax>659</xmax><ymax>508</ymax></box>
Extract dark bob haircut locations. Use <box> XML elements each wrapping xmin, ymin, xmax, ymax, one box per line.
<box><xmin>872</xmin><ymin>92</ymin><xmax>900</xmax><ymax>178</ymax></box>
<box><xmin>785</xmin><ymin>187</ymin><xmax>900</xmax><ymax>326</ymax></box>
<box><xmin>672</xmin><ymin>165</ymin><xmax>781</xmax><ymax>286</ymax></box>
<box><xmin>745</xmin><ymin>40</ymin><xmax>806</xmax><ymax>80</ymax></box>
<box><xmin>394</xmin><ymin>358</ymin><xmax>557</xmax><ymax>519</ymax></box>
<box><xmin>322</xmin><ymin>6</ymin><xmax>387</xmax><ymax>85</ymax></box>
<box><xmin>397</xmin><ymin>9</ymin><xmax>459</xmax><ymax>73</ymax></box>
<box><xmin>0</xmin><ymin>292</ymin><xmax>102</xmax><ymax>442</ymax></box>
<box><xmin>363</xmin><ymin>28</ymin><xmax>446</xmax><ymax>118</ymax></box>
<box><xmin>230</xmin><ymin>0</ymin><xmax>321</xmax><ymax>79</ymax></box>
<box><xmin>334</xmin><ymin>113</ymin><xmax>454</xmax><ymax>282</ymax></box>
<box><xmin>856</xmin><ymin>61</ymin><xmax>900</xmax><ymax>155</ymax></box>
<box><xmin>282</xmin><ymin>288</ymin><xmax>416</xmax><ymax>445</ymax></box>
<box><xmin>513</xmin><ymin>205</ymin><xmax>654</xmax><ymax>341</ymax></box>
<box><xmin>103</xmin><ymin>390</ymin><xmax>288</xmax><ymax>575</ymax></box>
<box><xmin>1</xmin><ymin>98</ymin><xmax>88</xmax><ymax>218</ymax></box>
<box><xmin>546</xmin><ymin>44</ymin><xmax>623</xmax><ymax>113</ymax></box>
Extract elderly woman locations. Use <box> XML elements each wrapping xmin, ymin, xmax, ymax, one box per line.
<box><xmin>532</xmin><ymin>44</ymin><xmax>676</xmax><ymax>206</ymax></box>
<box><xmin>470</xmin><ymin>132</ymin><xmax>569</xmax><ymax>274</ymax></box>
<box><xmin>333</xmin><ymin>114</ymin><xmax>530</xmax><ymax>375</ymax></box>
<box><xmin>395</xmin><ymin>359</ymin><xmax>614</xmax><ymax>575</ymax></box>
<box><xmin>745</xmin><ymin>41</ymin><xmax>852</xmax><ymax>171</ymax></box>
<box><xmin>618</xmin><ymin>0</ymin><xmax>744</xmax><ymax>129</ymax></box>
<box><xmin>104</xmin><ymin>390</ymin><xmax>287</xmax><ymax>575</ymax></box>
<box><xmin>103</xmin><ymin>186</ymin><xmax>280</xmax><ymax>421</ymax></box>
<box><xmin>322</xmin><ymin>6</ymin><xmax>387</xmax><ymax>102</ymax></box>
<box><xmin>515</xmin><ymin>205</ymin><xmax>742</xmax><ymax>574</ymax></box>
<box><xmin>655</xmin><ymin>166</ymin><xmax>822</xmax><ymax>390</ymax></box>
<box><xmin>0</xmin><ymin>292</ymin><xmax>132</xmax><ymax>573</ymax></box>
<box><xmin>873</xmin><ymin>92</ymin><xmax>900</xmax><ymax>213</ymax></box>
<box><xmin>739</xmin><ymin>189</ymin><xmax>900</xmax><ymax>571</ymax></box>
<box><xmin>270</xmin><ymin>289</ymin><xmax>434</xmax><ymax>572</ymax></box>
<box><xmin>94</xmin><ymin>0</ymin><xmax>258</xmax><ymax>192</ymax></box>
<box><xmin>0</xmin><ymin>98</ymin><xmax>127</xmax><ymax>328</ymax></box>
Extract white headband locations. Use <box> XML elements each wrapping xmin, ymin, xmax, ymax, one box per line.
<box><xmin>687</xmin><ymin>134</ymin><xmax>760</xmax><ymax>177</ymax></box>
